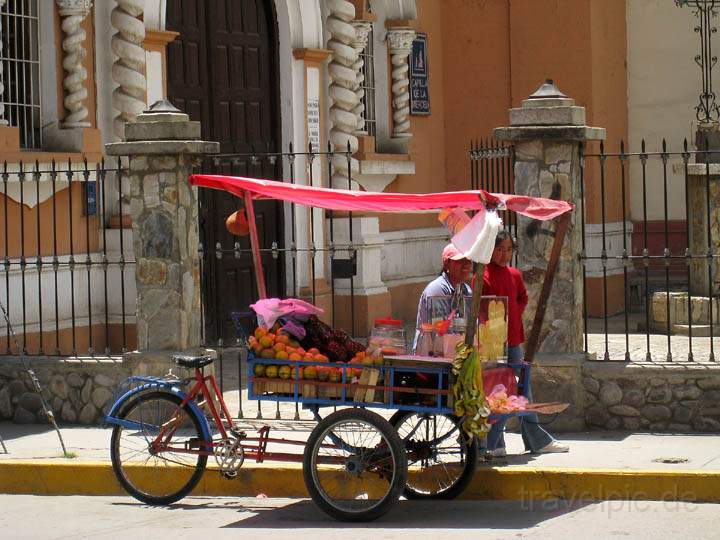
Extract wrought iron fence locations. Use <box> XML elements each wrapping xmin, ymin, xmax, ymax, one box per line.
<box><xmin>0</xmin><ymin>158</ymin><xmax>135</xmax><ymax>356</ymax></box>
<box><xmin>197</xmin><ymin>144</ymin><xmax>360</xmax><ymax>347</ymax></box>
<box><xmin>581</xmin><ymin>140</ymin><xmax>719</xmax><ymax>363</ymax></box>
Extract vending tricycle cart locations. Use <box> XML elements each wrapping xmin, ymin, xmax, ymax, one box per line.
<box><xmin>104</xmin><ymin>172</ymin><xmax>572</xmax><ymax>522</ymax></box>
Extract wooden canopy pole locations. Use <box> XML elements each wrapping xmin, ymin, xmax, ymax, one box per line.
<box><xmin>464</xmin><ymin>263</ymin><xmax>485</xmax><ymax>347</ymax></box>
<box><xmin>524</xmin><ymin>211</ymin><xmax>572</xmax><ymax>363</ymax></box>
<box><xmin>243</xmin><ymin>190</ymin><xmax>268</xmax><ymax>299</ymax></box>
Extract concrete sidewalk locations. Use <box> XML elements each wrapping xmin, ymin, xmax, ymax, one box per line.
<box><xmin>1</xmin><ymin>420</ymin><xmax>719</xmax><ymax>502</ymax></box>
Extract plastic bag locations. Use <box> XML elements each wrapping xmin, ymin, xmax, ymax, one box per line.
<box><xmin>451</xmin><ymin>209</ymin><xmax>503</xmax><ymax>264</ymax></box>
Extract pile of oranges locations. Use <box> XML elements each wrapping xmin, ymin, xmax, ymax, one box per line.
<box><xmin>249</xmin><ymin>325</ymin><xmax>365</xmax><ymax>382</ymax></box>
<box><xmin>248</xmin><ymin>326</ymin><xmax>329</xmax><ymax>362</ymax></box>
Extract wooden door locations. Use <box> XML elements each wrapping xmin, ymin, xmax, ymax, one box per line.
<box><xmin>166</xmin><ymin>0</ymin><xmax>283</xmax><ymax>343</ymax></box>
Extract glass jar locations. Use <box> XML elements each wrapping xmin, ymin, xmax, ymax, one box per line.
<box><xmin>415</xmin><ymin>323</ymin><xmax>434</xmax><ymax>356</ymax></box>
<box><xmin>368</xmin><ymin>316</ymin><xmax>406</xmax><ymax>356</ymax></box>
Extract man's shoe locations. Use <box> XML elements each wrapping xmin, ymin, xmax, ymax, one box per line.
<box><xmin>533</xmin><ymin>440</ymin><xmax>569</xmax><ymax>454</ymax></box>
<box><xmin>484</xmin><ymin>447</ymin><xmax>507</xmax><ymax>458</ymax></box>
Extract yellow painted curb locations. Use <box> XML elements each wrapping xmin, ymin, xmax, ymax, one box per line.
<box><xmin>1</xmin><ymin>460</ymin><xmax>719</xmax><ymax>502</ymax></box>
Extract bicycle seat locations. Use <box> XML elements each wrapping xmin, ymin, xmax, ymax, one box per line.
<box><xmin>172</xmin><ymin>354</ymin><xmax>214</xmax><ymax>368</ymax></box>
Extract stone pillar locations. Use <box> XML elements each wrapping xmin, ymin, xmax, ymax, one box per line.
<box><xmin>56</xmin><ymin>0</ymin><xmax>93</xmax><ymax>128</ymax></box>
<box><xmin>351</xmin><ymin>20</ymin><xmax>372</xmax><ymax>136</ymax></box>
<box><xmin>495</xmin><ymin>80</ymin><xmax>605</xmax><ymax>355</ymax></box>
<box><xmin>105</xmin><ymin>101</ymin><xmax>219</xmax><ymax>356</ymax></box>
<box><xmin>326</xmin><ymin>0</ymin><xmax>360</xmax><ymax>188</ymax></box>
<box><xmin>385</xmin><ymin>26</ymin><xmax>415</xmax><ymax>140</ymax></box>
<box><xmin>111</xmin><ymin>0</ymin><xmax>146</xmax><ymax>140</ymax></box>
<box><xmin>0</xmin><ymin>0</ymin><xmax>6</xmax><ymax>125</ymax></box>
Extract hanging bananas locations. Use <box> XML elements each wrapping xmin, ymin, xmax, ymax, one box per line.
<box><xmin>452</xmin><ymin>342</ymin><xmax>491</xmax><ymax>439</ymax></box>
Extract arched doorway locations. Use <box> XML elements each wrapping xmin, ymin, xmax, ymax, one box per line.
<box><xmin>166</xmin><ymin>0</ymin><xmax>283</xmax><ymax>343</ymax></box>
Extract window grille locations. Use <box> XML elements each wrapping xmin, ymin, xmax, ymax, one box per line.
<box><xmin>0</xmin><ymin>0</ymin><xmax>42</xmax><ymax>149</ymax></box>
<box><xmin>359</xmin><ymin>26</ymin><xmax>376</xmax><ymax>138</ymax></box>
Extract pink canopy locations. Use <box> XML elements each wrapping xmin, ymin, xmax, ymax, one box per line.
<box><xmin>189</xmin><ymin>174</ymin><xmax>573</xmax><ymax>221</ymax></box>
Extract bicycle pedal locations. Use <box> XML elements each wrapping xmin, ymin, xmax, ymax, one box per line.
<box><xmin>230</xmin><ymin>427</ymin><xmax>246</xmax><ymax>439</ymax></box>
<box><xmin>221</xmin><ymin>470</ymin><xmax>238</xmax><ymax>480</ymax></box>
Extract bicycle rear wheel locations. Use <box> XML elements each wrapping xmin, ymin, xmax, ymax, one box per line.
<box><xmin>390</xmin><ymin>411</ymin><xmax>477</xmax><ymax>499</ymax></box>
<box><xmin>110</xmin><ymin>391</ymin><xmax>209</xmax><ymax>505</ymax></box>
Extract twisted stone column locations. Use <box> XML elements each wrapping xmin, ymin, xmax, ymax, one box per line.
<box><xmin>111</xmin><ymin>0</ymin><xmax>146</xmax><ymax>140</ymax></box>
<box><xmin>326</xmin><ymin>0</ymin><xmax>359</xmax><ymax>187</ymax></box>
<box><xmin>352</xmin><ymin>21</ymin><xmax>372</xmax><ymax>136</ymax></box>
<box><xmin>57</xmin><ymin>0</ymin><xmax>93</xmax><ymax>128</ymax></box>
<box><xmin>0</xmin><ymin>0</ymin><xmax>6</xmax><ymax>125</ymax></box>
<box><xmin>386</xmin><ymin>28</ymin><xmax>416</xmax><ymax>139</ymax></box>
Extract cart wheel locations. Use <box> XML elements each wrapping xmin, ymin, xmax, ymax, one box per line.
<box><xmin>303</xmin><ymin>407</ymin><xmax>407</xmax><ymax>522</ymax></box>
<box><xmin>389</xmin><ymin>411</ymin><xmax>478</xmax><ymax>500</ymax></box>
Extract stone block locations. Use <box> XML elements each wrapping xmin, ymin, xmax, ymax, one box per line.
<box><xmin>91</xmin><ymin>387</ymin><xmax>114</xmax><ymax>410</ymax></box>
<box><xmin>9</xmin><ymin>380</ymin><xmax>26</xmax><ymax>396</ymax></box>
<box><xmin>646</xmin><ymin>386</ymin><xmax>672</xmax><ymax>404</ymax></box>
<box><xmin>673</xmin><ymin>385</ymin><xmax>702</xmax><ymax>400</ymax></box>
<box><xmin>599</xmin><ymin>382</ymin><xmax>623</xmax><ymax>406</ymax></box>
<box><xmin>137</xmin><ymin>259</ymin><xmax>168</xmax><ymax>286</ymax></box>
<box><xmin>80</xmin><ymin>378</ymin><xmax>92</xmax><ymax>404</ymax></box>
<box><xmin>605</xmin><ymin>416</ymin><xmax>622</xmax><ymax>430</ymax></box>
<box><xmin>125</xmin><ymin>120</ymin><xmax>201</xmax><ymax>142</ymax></box>
<box><xmin>609</xmin><ymin>405</ymin><xmax>640</xmax><ymax>417</ymax></box>
<box><xmin>641</xmin><ymin>404</ymin><xmax>672</xmax><ymax>422</ymax></box>
<box><xmin>0</xmin><ymin>387</ymin><xmax>11</xmax><ymax>419</ymax></box>
<box><xmin>692</xmin><ymin>417</ymin><xmax>720</xmax><ymax>432</ymax></box>
<box><xmin>49</xmin><ymin>375</ymin><xmax>69</xmax><ymax>400</ymax></box>
<box><xmin>622</xmin><ymin>389</ymin><xmax>645</xmax><ymax>408</ymax></box>
<box><xmin>18</xmin><ymin>392</ymin><xmax>42</xmax><ymax>413</ymax></box>
<box><xmin>673</xmin><ymin>406</ymin><xmax>694</xmax><ymax>424</ymax></box>
<box><xmin>13</xmin><ymin>407</ymin><xmax>36</xmax><ymax>424</ymax></box>
<box><xmin>648</xmin><ymin>422</ymin><xmax>668</xmax><ymax>432</ymax></box>
<box><xmin>545</xmin><ymin>143</ymin><xmax>573</xmax><ymax>164</ymax></box>
<box><xmin>514</xmin><ymin>140</ymin><xmax>543</xmax><ymax>161</ymax></box>
<box><xmin>623</xmin><ymin>417</ymin><xmax>641</xmax><ymax>431</ymax></box>
<box><xmin>143</xmin><ymin>174</ymin><xmax>160</xmax><ymax>208</ymax></box>
<box><xmin>667</xmin><ymin>423</ymin><xmax>692</xmax><ymax>432</ymax></box>
<box><xmin>78</xmin><ymin>403</ymin><xmax>99</xmax><ymax>425</ymax></box>
<box><xmin>150</xmin><ymin>156</ymin><xmax>178</xmax><ymax>171</ymax></box>
<box><xmin>61</xmin><ymin>401</ymin><xmax>77</xmax><ymax>423</ymax></box>
<box><xmin>67</xmin><ymin>373</ymin><xmax>84</xmax><ymax>388</ymax></box>
<box><xmin>582</xmin><ymin>376</ymin><xmax>600</xmax><ymax>395</ymax></box>
<box><xmin>509</xmin><ymin>106</ymin><xmax>586</xmax><ymax>127</ymax></box>
<box><xmin>585</xmin><ymin>406</ymin><xmax>609</xmax><ymax>426</ymax></box>
<box><xmin>698</xmin><ymin>378</ymin><xmax>720</xmax><ymax>390</ymax></box>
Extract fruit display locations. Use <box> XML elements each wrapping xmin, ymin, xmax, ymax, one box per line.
<box><xmin>249</xmin><ymin>320</ymin><xmax>387</xmax><ymax>403</ymax></box>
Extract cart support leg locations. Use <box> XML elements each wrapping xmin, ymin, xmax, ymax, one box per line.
<box><xmin>244</xmin><ymin>190</ymin><xmax>268</xmax><ymax>299</ymax></box>
<box><xmin>524</xmin><ymin>211</ymin><xmax>572</xmax><ymax>362</ymax></box>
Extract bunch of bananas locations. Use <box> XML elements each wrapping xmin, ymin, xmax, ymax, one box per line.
<box><xmin>451</xmin><ymin>342</ymin><xmax>491</xmax><ymax>439</ymax></box>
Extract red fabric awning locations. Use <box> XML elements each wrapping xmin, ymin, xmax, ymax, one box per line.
<box><xmin>189</xmin><ymin>174</ymin><xmax>573</xmax><ymax>221</ymax></box>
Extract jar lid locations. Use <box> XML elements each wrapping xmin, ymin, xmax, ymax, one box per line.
<box><xmin>374</xmin><ymin>316</ymin><xmax>402</xmax><ymax>327</ymax></box>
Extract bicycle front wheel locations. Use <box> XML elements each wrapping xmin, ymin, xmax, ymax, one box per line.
<box><xmin>110</xmin><ymin>391</ymin><xmax>209</xmax><ymax>505</ymax></box>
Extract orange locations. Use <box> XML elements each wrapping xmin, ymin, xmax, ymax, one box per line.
<box><xmin>308</xmin><ymin>347</ymin><xmax>320</xmax><ymax>355</ymax></box>
<box><xmin>304</xmin><ymin>366</ymin><xmax>317</xmax><ymax>380</ymax></box>
<box><xmin>314</xmin><ymin>354</ymin><xmax>328</xmax><ymax>363</ymax></box>
<box><xmin>267</xmin><ymin>333</ymin><xmax>276</xmax><ymax>341</ymax></box>
<box><xmin>328</xmin><ymin>368</ymin><xmax>341</xmax><ymax>383</ymax></box>
<box><xmin>273</xmin><ymin>343</ymin><xmax>286</xmax><ymax>353</ymax></box>
<box><xmin>289</xmin><ymin>353</ymin><xmax>302</xmax><ymax>361</ymax></box>
<box><xmin>276</xmin><ymin>334</ymin><xmax>290</xmax><ymax>345</ymax></box>
<box><xmin>357</xmin><ymin>351</ymin><xmax>366</xmax><ymax>359</ymax></box>
<box><xmin>276</xmin><ymin>351</ymin><xmax>289</xmax><ymax>360</ymax></box>
<box><xmin>259</xmin><ymin>336</ymin><xmax>273</xmax><ymax>348</ymax></box>
<box><xmin>265</xmin><ymin>365</ymin><xmax>278</xmax><ymax>378</ymax></box>
<box><xmin>254</xmin><ymin>327</ymin><xmax>267</xmax><ymax>339</ymax></box>
<box><xmin>296</xmin><ymin>347</ymin><xmax>306</xmax><ymax>356</ymax></box>
<box><xmin>317</xmin><ymin>366</ymin><xmax>330</xmax><ymax>381</ymax></box>
<box><xmin>261</xmin><ymin>349</ymin><xmax>275</xmax><ymax>359</ymax></box>
<box><xmin>303</xmin><ymin>353</ymin><xmax>315</xmax><ymax>362</ymax></box>
<box><xmin>278</xmin><ymin>365</ymin><xmax>292</xmax><ymax>380</ymax></box>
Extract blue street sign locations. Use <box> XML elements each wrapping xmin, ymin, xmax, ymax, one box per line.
<box><xmin>410</xmin><ymin>33</ymin><xmax>430</xmax><ymax>115</ymax></box>
<box><xmin>85</xmin><ymin>181</ymin><xmax>97</xmax><ymax>216</ymax></box>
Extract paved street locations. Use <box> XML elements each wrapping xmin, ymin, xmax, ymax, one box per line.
<box><xmin>0</xmin><ymin>495</ymin><xmax>716</xmax><ymax>540</ymax></box>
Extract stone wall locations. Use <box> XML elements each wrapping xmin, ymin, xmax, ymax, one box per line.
<box><xmin>0</xmin><ymin>357</ymin><xmax>132</xmax><ymax>424</ymax></box>
<box><xmin>531</xmin><ymin>355</ymin><xmax>720</xmax><ymax>433</ymax></box>
<box><xmin>0</xmin><ymin>353</ymin><xmax>201</xmax><ymax>424</ymax></box>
